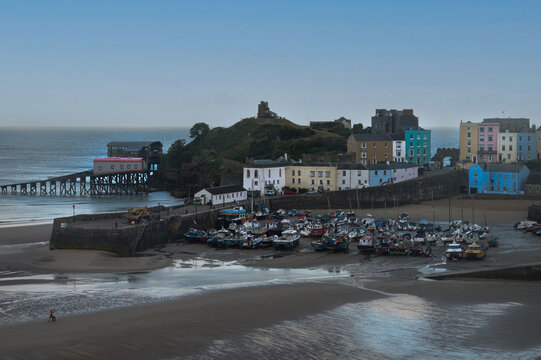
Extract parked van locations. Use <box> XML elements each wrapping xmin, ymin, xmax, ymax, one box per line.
<box><xmin>265</xmin><ymin>189</ymin><xmax>276</xmax><ymax>196</ymax></box>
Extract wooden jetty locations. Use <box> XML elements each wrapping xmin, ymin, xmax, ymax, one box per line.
<box><xmin>0</xmin><ymin>170</ymin><xmax>150</xmax><ymax>196</ymax></box>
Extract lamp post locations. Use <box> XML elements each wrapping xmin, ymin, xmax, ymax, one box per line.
<box><xmin>72</xmin><ymin>204</ymin><xmax>75</xmax><ymax>222</ymax></box>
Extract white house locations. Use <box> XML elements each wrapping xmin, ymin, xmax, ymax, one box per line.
<box><xmin>389</xmin><ymin>162</ymin><xmax>418</xmax><ymax>183</ymax></box>
<box><xmin>243</xmin><ymin>159</ymin><xmax>286</xmax><ymax>195</ymax></box>
<box><xmin>337</xmin><ymin>163</ymin><xmax>369</xmax><ymax>190</ymax></box>
<box><xmin>194</xmin><ymin>185</ymin><xmax>247</xmax><ymax>206</ymax></box>
<box><xmin>393</xmin><ymin>140</ymin><xmax>406</xmax><ymax>162</ymax></box>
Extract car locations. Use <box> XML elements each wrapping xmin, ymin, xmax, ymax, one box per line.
<box><xmin>306</xmin><ymin>190</ymin><xmax>318</xmax><ymax>194</ymax></box>
<box><xmin>264</xmin><ymin>189</ymin><xmax>276</xmax><ymax>196</ymax></box>
<box><xmin>284</xmin><ymin>190</ymin><xmax>296</xmax><ymax>195</ymax></box>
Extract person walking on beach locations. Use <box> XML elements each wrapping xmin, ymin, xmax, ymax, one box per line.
<box><xmin>48</xmin><ymin>309</ymin><xmax>56</xmax><ymax>322</ymax></box>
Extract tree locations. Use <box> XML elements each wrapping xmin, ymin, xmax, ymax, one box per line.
<box><xmin>352</xmin><ymin>123</ymin><xmax>371</xmax><ymax>134</ymax></box>
<box><xmin>164</xmin><ymin>139</ymin><xmax>186</xmax><ymax>168</ymax></box>
<box><xmin>190</xmin><ymin>122</ymin><xmax>210</xmax><ymax>139</ymax></box>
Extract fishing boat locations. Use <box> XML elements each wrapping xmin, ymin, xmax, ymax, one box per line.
<box><xmin>357</xmin><ymin>235</ymin><xmax>376</xmax><ymax>253</ymax></box>
<box><xmin>463</xmin><ymin>242</ymin><xmax>487</xmax><ymax>259</ymax></box>
<box><xmin>310</xmin><ymin>223</ymin><xmax>325</xmax><ymax>237</ymax></box>
<box><xmin>413</xmin><ymin>231</ymin><xmax>426</xmax><ymax>244</ymax></box>
<box><xmin>347</xmin><ymin>212</ymin><xmax>358</xmax><ymax>225</ymax></box>
<box><xmin>312</xmin><ymin>234</ymin><xmax>349</xmax><ymax>253</ymax></box>
<box><xmin>445</xmin><ymin>241</ymin><xmax>464</xmax><ymax>259</ymax></box>
<box><xmin>409</xmin><ymin>245</ymin><xmax>432</xmax><ymax>257</ymax></box>
<box><xmin>388</xmin><ymin>240</ymin><xmax>408</xmax><ymax>255</ymax></box>
<box><xmin>273</xmin><ymin>229</ymin><xmax>300</xmax><ymax>250</ymax></box>
<box><xmin>377</xmin><ymin>240</ymin><xmax>390</xmax><ymax>255</ymax></box>
<box><xmin>184</xmin><ymin>229</ymin><xmax>209</xmax><ymax>243</ymax></box>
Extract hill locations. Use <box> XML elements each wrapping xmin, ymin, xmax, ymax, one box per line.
<box><xmin>158</xmin><ymin>117</ymin><xmax>354</xmax><ymax>195</ymax></box>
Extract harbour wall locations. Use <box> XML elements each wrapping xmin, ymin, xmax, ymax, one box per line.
<box><xmin>49</xmin><ymin>209</ymin><xmax>223</xmax><ymax>256</ymax></box>
<box><xmin>268</xmin><ymin>171</ymin><xmax>467</xmax><ymax>211</ymax></box>
<box><xmin>427</xmin><ymin>264</ymin><xmax>541</xmax><ymax>281</ymax></box>
<box><xmin>527</xmin><ymin>205</ymin><xmax>541</xmax><ymax>222</ymax></box>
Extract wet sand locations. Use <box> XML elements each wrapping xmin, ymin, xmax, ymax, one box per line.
<box><xmin>0</xmin><ymin>282</ymin><xmax>381</xmax><ymax>360</ymax></box>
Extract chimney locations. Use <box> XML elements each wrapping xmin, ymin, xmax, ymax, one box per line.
<box><xmin>403</xmin><ymin>109</ymin><xmax>414</xmax><ymax>115</ymax></box>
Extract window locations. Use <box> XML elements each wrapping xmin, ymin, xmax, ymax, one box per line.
<box><xmin>311</xmin><ymin>179</ymin><xmax>314</xmax><ymax>185</ymax></box>
<box><xmin>342</xmin><ymin>171</ymin><xmax>346</xmax><ymax>176</ymax></box>
<box><xmin>479</xmin><ymin>136</ymin><xmax>485</xmax><ymax>142</ymax></box>
<box><xmin>255</xmin><ymin>170</ymin><xmax>259</xmax><ymax>178</ymax></box>
<box><xmin>423</xmin><ymin>149</ymin><xmax>427</xmax><ymax>155</ymax></box>
<box><xmin>479</xmin><ymin>128</ymin><xmax>484</xmax><ymax>133</ymax></box>
<box><xmin>410</xmin><ymin>142</ymin><xmax>414</xmax><ymax>147</ymax></box>
<box><xmin>297</xmin><ymin>170</ymin><xmax>301</xmax><ymax>176</ymax></box>
<box><xmin>325</xmin><ymin>171</ymin><xmax>331</xmax><ymax>177</ymax></box>
<box><xmin>467</xmin><ymin>140</ymin><xmax>471</xmax><ymax>146</ymax></box>
<box><xmin>318</xmin><ymin>171</ymin><xmax>323</xmax><ymax>177</ymax></box>
<box><xmin>375</xmin><ymin>171</ymin><xmax>378</xmax><ymax>175</ymax></box>
<box><xmin>474</xmin><ymin>179</ymin><xmax>478</xmax><ymax>185</ymax></box>
<box><xmin>127</xmin><ymin>165</ymin><xmax>131</xmax><ymax>169</ymax></box>
<box><xmin>327</xmin><ymin>180</ymin><xmax>330</xmax><ymax>185</ymax></box>
<box><xmin>488</xmin><ymin>136</ymin><xmax>493</xmax><ymax>142</ymax></box>
<box><xmin>467</xmin><ymin>147</ymin><xmax>471</xmax><ymax>153</ymax></box>
<box><xmin>488</xmin><ymin>127</ymin><xmax>493</xmax><ymax>132</ymax></box>
<box><xmin>358</xmin><ymin>180</ymin><xmax>362</xmax><ymax>185</ymax></box>
<box><xmin>510</xmin><ymin>145</ymin><xmax>513</xmax><ymax>151</ymax></box>
<box><xmin>410</xmin><ymin>149</ymin><xmax>414</xmax><ymax>156</ymax></box>
<box><xmin>98</xmin><ymin>166</ymin><xmax>102</xmax><ymax>171</ymax></box>
<box><xmin>319</xmin><ymin>180</ymin><xmax>323</xmax><ymax>185</ymax></box>
<box><xmin>509</xmin><ymin>136</ymin><xmax>513</xmax><ymax>141</ymax></box>
<box><xmin>298</xmin><ymin>179</ymin><xmax>301</xmax><ymax>184</ymax></box>
<box><xmin>512</xmin><ymin>173</ymin><xmax>516</xmax><ymax>178</ymax></box>
<box><xmin>502</xmin><ymin>136</ymin><xmax>506</xmax><ymax>141</ymax></box>
<box><xmin>505</xmin><ymin>173</ymin><xmax>508</xmax><ymax>178</ymax></box>
<box><xmin>474</xmin><ymin>172</ymin><xmax>478</xmax><ymax>177</ymax></box>
<box><xmin>361</xmin><ymin>159</ymin><xmax>366</xmax><ymax>165</ymax></box>
<box><xmin>291</xmin><ymin>170</ymin><xmax>295</xmax><ymax>176</ymax></box>
<box><xmin>507</xmin><ymin>154</ymin><xmax>511</xmax><ymax>160</ymax></box>
<box><xmin>423</xmin><ymin>142</ymin><xmax>427</xmax><ymax>147</ymax></box>
<box><xmin>409</xmin><ymin>134</ymin><xmax>413</xmax><ymax>140</ymax></box>
<box><xmin>361</xmin><ymin>142</ymin><xmax>366</xmax><ymax>148</ymax></box>
<box><xmin>416</xmin><ymin>149</ymin><xmax>420</xmax><ymax>155</ymax></box>
<box><xmin>310</xmin><ymin>171</ymin><xmax>315</xmax><ymax>177</ymax></box>
<box><xmin>502</xmin><ymin>145</ymin><xmax>506</xmax><ymax>151</ymax></box>
<box><xmin>373</xmin><ymin>153</ymin><xmax>377</xmax><ymax>158</ymax></box>
<box><xmin>467</xmin><ymin>132</ymin><xmax>471</xmax><ymax>138</ymax></box>
<box><xmin>385</xmin><ymin>152</ymin><xmax>388</xmax><ymax>157</ymax></box>
<box><xmin>247</xmin><ymin>170</ymin><xmax>250</xmax><ymax>178</ymax></box>
<box><xmin>528</xmin><ymin>146</ymin><xmax>531</xmax><ymax>151</ymax></box>
<box><xmin>110</xmin><ymin>165</ymin><xmax>115</xmax><ymax>169</ymax></box>
<box><xmin>373</xmin><ymin>142</ymin><xmax>377</xmax><ymax>148</ymax></box>
<box><xmin>528</xmin><ymin>136</ymin><xmax>531</xmax><ymax>141</ymax></box>
<box><xmin>385</xmin><ymin>142</ymin><xmax>388</xmax><ymax>148</ymax></box>
<box><xmin>268</xmin><ymin>169</ymin><xmax>271</xmax><ymax>177</ymax></box>
<box><xmin>254</xmin><ymin>181</ymin><xmax>258</xmax><ymax>186</ymax></box>
<box><xmin>397</xmin><ymin>151</ymin><xmax>401</xmax><ymax>156</ymax></box>
<box><xmin>279</xmin><ymin>169</ymin><xmax>282</xmax><ymax>176</ymax></box>
<box><xmin>518</xmin><ymin>146</ymin><xmax>521</xmax><ymax>151</ymax></box>
<box><xmin>417</xmin><ymin>134</ymin><xmax>421</xmax><ymax>140</ymax></box>
<box><xmin>120</xmin><ymin>165</ymin><xmax>124</xmax><ymax>169</ymax></box>
<box><xmin>417</xmin><ymin>142</ymin><xmax>420</xmax><ymax>147</ymax></box>
<box><xmin>373</xmin><ymin>159</ymin><xmax>377</xmax><ymax>164</ymax></box>
<box><xmin>488</xmin><ymin>146</ymin><xmax>492</xmax><ymax>151</ymax></box>
<box><xmin>480</xmin><ymin>146</ymin><xmax>484</xmax><ymax>151</ymax></box>
<box><xmin>519</xmin><ymin>136</ymin><xmax>523</xmax><ymax>142</ymax></box>
<box><xmin>357</xmin><ymin>170</ymin><xmax>362</xmax><ymax>176</ymax></box>
<box><xmin>383</xmin><ymin>170</ymin><xmax>387</xmax><ymax>175</ymax></box>
<box><xmin>342</xmin><ymin>180</ymin><xmax>345</xmax><ymax>185</ymax></box>
<box><xmin>361</xmin><ymin>152</ymin><xmax>367</xmax><ymax>158</ymax></box>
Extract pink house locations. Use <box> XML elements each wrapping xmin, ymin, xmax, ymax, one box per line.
<box><xmin>477</xmin><ymin>123</ymin><xmax>499</xmax><ymax>163</ymax></box>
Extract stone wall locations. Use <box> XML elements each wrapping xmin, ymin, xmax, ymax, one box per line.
<box><xmin>268</xmin><ymin>171</ymin><xmax>467</xmax><ymax>211</ymax></box>
<box><xmin>528</xmin><ymin>205</ymin><xmax>541</xmax><ymax>222</ymax></box>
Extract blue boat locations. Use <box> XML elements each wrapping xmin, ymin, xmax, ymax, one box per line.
<box><xmin>273</xmin><ymin>230</ymin><xmax>300</xmax><ymax>250</ymax></box>
<box><xmin>184</xmin><ymin>229</ymin><xmax>208</xmax><ymax>243</ymax></box>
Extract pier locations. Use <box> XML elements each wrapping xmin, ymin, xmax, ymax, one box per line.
<box><xmin>0</xmin><ymin>170</ymin><xmax>150</xmax><ymax>196</ymax></box>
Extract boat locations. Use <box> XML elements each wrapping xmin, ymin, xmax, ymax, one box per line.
<box><xmin>273</xmin><ymin>229</ymin><xmax>300</xmax><ymax>250</ymax></box>
<box><xmin>312</xmin><ymin>235</ymin><xmax>349</xmax><ymax>253</ymax></box>
<box><xmin>486</xmin><ymin>237</ymin><xmax>498</xmax><ymax>247</ymax></box>
<box><xmin>445</xmin><ymin>241</ymin><xmax>464</xmax><ymax>259</ymax></box>
<box><xmin>463</xmin><ymin>242</ymin><xmax>487</xmax><ymax>259</ymax></box>
<box><xmin>184</xmin><ymin>228</ymin><xmax>209</xmax><ymax>243</ymax></box>
<box><xmin>413</xmin><ymin>231</ymin><xmax>426</xmax><ymax>244</ymax></box>
<box><xmin>357</xmin><ymin>235</ymin><xmax>376</xmax><ymax>253</ymax></box>
<box><xmin>251</xmin><ymin>234</ymin><xmax>274</xmax><ymax>248</ymax></box>
<box><xmin>377</xmin><ymin>240</ymin><xmax>390</xmax><ymax>255</ymax></box>
<box><xmin>310</xmin><ymin>223</ymin><xmax>325</xmax><ymax>237</ymax></box>
<box><xmin>409</xmin><ymin>245</ymin><xmax>432</xmax><ymax>257</ymax></box>
<box><xmin>388</xmin><ymin>240</ymin><xmax>408</xmax><ymax>255</ymax></box>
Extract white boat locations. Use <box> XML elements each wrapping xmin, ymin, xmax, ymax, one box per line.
<box><xmin>273</xmin><ymin>229</ymin><xmax>300</xmax><ymax>250</ymax></box>
<box><xmin>446</xmin><ymin>241</ymin><xmax>463</xmax><ymax>259</ymax></box>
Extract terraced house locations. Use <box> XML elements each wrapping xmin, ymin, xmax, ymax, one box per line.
<box><xmin>285</xmin><ymin>162</ymin><xmax>337</xmax><ymax>191</ymax></box>
<box><xmin>404</xmin><ymin>128</ymin><xmax>431</xmax><ymax>165</ymax></box>
<box><xmin>347</xmin><ymin>133</ymin><xmax>392</xmax><ymax>165</ymax></box>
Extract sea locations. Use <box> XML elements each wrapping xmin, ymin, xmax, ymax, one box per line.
<box><xmin>0</xmin><ymin>126</ymin><xmax>459</xmax><ymax>226</ymax></box>
<box><xmin>0</xmin><ymin>127</ymin><xmax>190</xmax><ymax>226</ymax></box>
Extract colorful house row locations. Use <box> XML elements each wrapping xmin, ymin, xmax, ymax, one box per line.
<box><xmin>468</xmin><ymin>163</ymin><xmax>529</xmax><ymax>195</ymax></box>
<box><xmin>459</xmin><ymin>118</ymin><xmax>536</xmax><ymax>168</ymax></box>
<box><xmin>347</xmin><ymin>129</ymin><xmax>431</xmax><ymax>166</ymax></box>
<box><xmin>244</xmin><ymin>160</ymin><xmax>419</xmax><ymax>193</ymax></box>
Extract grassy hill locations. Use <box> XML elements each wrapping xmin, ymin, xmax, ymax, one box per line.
<box><xmin>159</xmin><ymin>117</ymin><xmax>352</xmax><ymax>194</ymax></box>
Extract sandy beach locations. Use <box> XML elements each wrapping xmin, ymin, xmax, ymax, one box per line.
<box><xmin>1</xmin><ymin>198</ymin><xmax>540</xmax><ymax>359</ymax></box>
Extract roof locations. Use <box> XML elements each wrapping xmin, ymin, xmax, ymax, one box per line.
<box><xmin>388</xmin><ymin>133</ymin><xmax>405</xmax><ymax>141</ymax></box>
<box><xmin>106</xmin><ymin>141</ymin><xmax>162</xmax><ymax>152</ymax></box>
<box><xmin>337</xmin><ymin>163</ymin><xmax>368</xmax><ymax>170</ymax></box>
<box><xmin>94</xmin><ymin>157</ymin><xmax>144</xmax><ymax>162</ymax></box>
<box><xmin>526</xmin><ymin>172</ymin><xmax>541</xmax><ymax>185</ymax></box>
<box><xmin>351</xmin><ymin>133</ymin><xmax>392</xmax><ymax>141</ymax></box>
<box><xmin>367</xmin><ymin>162</ymin><xmax>418</xmax><ymax>171</ymax></box>
<box><xmin>485</xmin><ymin>163</ymin><xmax>525</xmax><ymax>172</ymax></box>
<box><xmin>288</xmin><ymin>162</ymin><xmax>336</xmax><ymax>167</ymax></box>
<box><xmin>203</xmin><ymin>185</ymin><xmax>247</xmax><ymax>195</ymax></box>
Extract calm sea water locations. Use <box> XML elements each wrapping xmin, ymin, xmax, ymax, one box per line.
<box><xmin>0</xmin><ymin>127</ymin><xmax>190</xmax><ymax>226</ymax></box>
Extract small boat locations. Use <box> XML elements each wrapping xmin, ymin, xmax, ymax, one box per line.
<box><xmin>486</xmin><ymin>237</ymin><xmax>498</xmax><ymax>247</ymax></box>
<box><xmin>273</xmin><ymin>229</ymin><xmax>300</xmax><ymax>250</ymax></box>
<box><xmin>184</xmin><ymin>228</ymin><xmax>209</xmax><ymax>243</ymax></box>
<box><xmin>357</xmin><ymin>235</ymin><xmax>376</xmax><ymax>253</ymax></box>
<box><xmin>413</xmin><ymin>231</ymin><xmax>426</xmax><ymax>244</ymax></box>
<box><xmin>409</xmin><ymin>245</ymin><xmax>432</xmax><ymax>257</ymax></box>
<box><xmin>463</xmin><ymin>242</ymin><xmax>487</xmax><ymax>260</ymax></box>
<box><xmin>310</xmin><ymin>223</ymin><xmax>325</xmax><ymax>237</ymax></box>
<box><xmin>377</xmin><ymin>241</ymin><xmax>390</xmax><ymax>255</ymax></box>
<box><xmin>388</xmin><ymin>241</ymin><xmax>408</xmax><ymax>255</ymax></box>
<box><xmin>446</xmin><ymin>241</ymin><xmax>464</xmax><ymax>260</ymax></box>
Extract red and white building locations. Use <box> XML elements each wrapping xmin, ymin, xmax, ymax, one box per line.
<box><xmin>93</xmin><ymin>158</ymin><xmax>147</xmax><ymax>176</ymax></box>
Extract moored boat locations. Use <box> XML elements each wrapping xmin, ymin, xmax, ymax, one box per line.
<box><xmin>184</xmin><ymin>228</ymin><xmax>209</xmax><ymax>243</ymax></box>
<box><xmin>463</xmin><ymin>242</ymin><xmax>487</xmax><ymax>259</ymax></box>
<box><xmin>310</xmin><ymin>223</ymin><xmax>325</xmax><ymax>237</ymax></box>
<box><xmin>357</xmin><ymin>235</ymin><xmax>376</xmax><ymax>253</ymax></box>
<box><xmin>273</xmin><ymin>229</ymin><xmax>300</xmax><ymax>250</ymax></box>
<box><xmin>446</xmin><ymin>241</ymin><xmax>464</xmax><ymax>259</ymax></box>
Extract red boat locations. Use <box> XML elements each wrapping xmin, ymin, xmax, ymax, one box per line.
<box><xmin>310</xmin><ymin>223</ymin><xmax>325</xmax><ymax>237</ymax></box>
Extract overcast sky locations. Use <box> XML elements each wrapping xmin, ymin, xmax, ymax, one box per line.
<box><xmin>0</xmin><ymin>1</ymin><xmax>540</xmax><ymax>129</ymax></box>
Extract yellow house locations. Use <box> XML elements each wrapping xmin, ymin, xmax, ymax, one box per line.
<box><xmin>285</xmin><ymin>162</ymin><xmax>338</xmax><ymax>191</ymax></box>
<box><xmin>459</xmin><ymin>122</ymin><xmax>479</xmax><ymax>163</ymax></box>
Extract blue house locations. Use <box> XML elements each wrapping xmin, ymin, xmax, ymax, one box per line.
<box><xmin>517</xmin><ymin>133</ymin><xmax>536</xmax><ymax>162</ymax></box>
<box><xmin>368</xmin><ymin>164</ymin><xmax>392</xmax><ymax>186</ymax></box>
<box><xmin>405</xmin><ymin>128</ymin><xmax>431</xmax><ymax>165</ymax></box>
<box><xmin>469</xmin><ymin>163</ymin><xmax>530</xmax><ymax>194</ymax></box>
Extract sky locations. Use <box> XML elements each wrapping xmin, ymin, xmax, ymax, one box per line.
<box><xmin>0</xmin><ymin>0</ymin><xmax>540</xmax><ymax>129</ymax></box>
